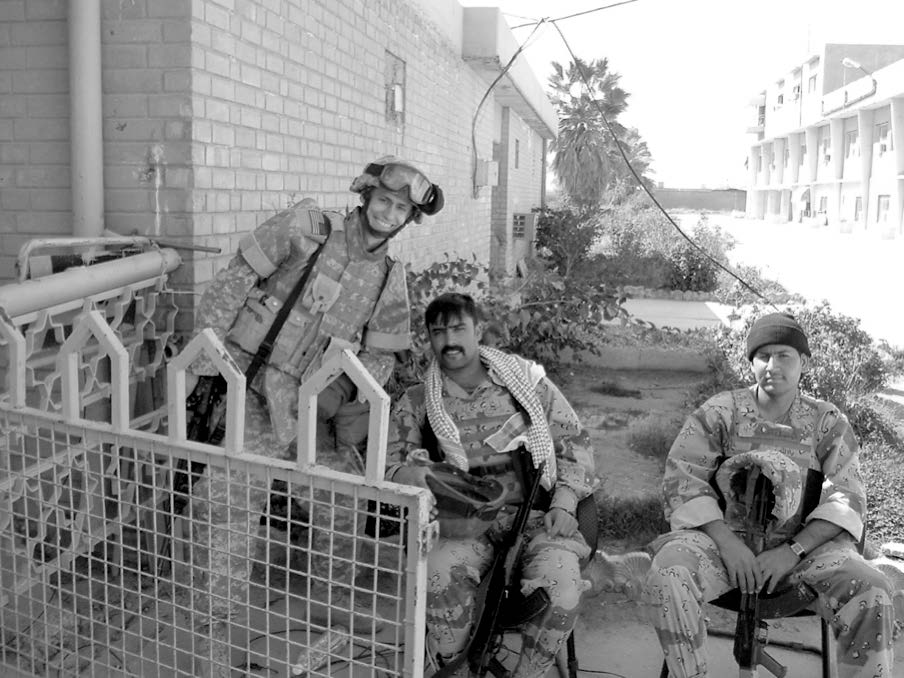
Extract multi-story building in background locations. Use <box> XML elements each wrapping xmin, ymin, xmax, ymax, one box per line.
<box><xmin>745</xmin><ymin>43</ymin><xmax>904</xmax><ymax>238</ymax></box>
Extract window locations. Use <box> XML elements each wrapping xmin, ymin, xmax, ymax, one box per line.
<box><xmin>845</xmin><ymin>130</ymin><xmax>859</xmax><ymax>158</ymax></box>
<box><xmin>876</xmin><ymin>122</ymin><xmax>891</xmax><ymax>155</ymax></box>
<box><xmin>783</xmin><ymin>147</ymin><xmax>790</xmax><ymax>168</ymax></box>
<box><xmin>818</xmin><ymin>196</ymin><xmax>828</xmax><ymax>214</ymax></box>
<box><xmin>756</xmin><ymin>155</ymin><xmax>762</xmax><ymax>171</ymax></box>
<box><xmin>808</xmin><ymin>74</ymin><xmax>817</xmax><ymax>92</ymax></box>
<box><xmin>877</xmin><ymin>195</ymin><xmax>890</xmax><ymax>222</ymax></box>
<box><xmin>854</xmin><ymin>196</ymin><xmax>862</xmax><ymax>222</ymax></box>
<box><xmin>757</xmin><ymin>105</ymin><xmax>766</xmax><ymax>126</ymax></box>
<box><xmin>821</xmin><ymin>137</ymin><xmax>831</xmax><ymax>165</ymax></box>
<box><xmin>776</xmin><ymin>93</ymin><xmax>784</xmax><ymax>106</ymax></box>
<box><xmin>799</xmin><ymin>143</ymin><xmax>807</xmax><ymax>165</ymax></box>
<box><xmin>514</xmin><ymin>139</ymin><xmax>520</xmax><ymax>169</ymax></box>
<box><xmin>792</xmin><ymin>84</ymin><xmax>801</xmax><ymax>101</ymax></box>
<box><xmin>384</xmin><ymin>51</ymin><xmax>406</xmax><ymax>126</ymax></box>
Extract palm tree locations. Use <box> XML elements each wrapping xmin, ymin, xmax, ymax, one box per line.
<box><xmin>548</xmin><ymin>58</ymin><xmax>650</xmax><ymax>207</ymax></box>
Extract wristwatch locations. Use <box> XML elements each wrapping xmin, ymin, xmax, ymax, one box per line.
<box><xmin>788</xmin><ymin>540</ymin><xmax>807</xmax><ymax>559</ymax></box>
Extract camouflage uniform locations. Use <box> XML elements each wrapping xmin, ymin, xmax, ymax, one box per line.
<box><xmin>387</xmin><ymin>355</ymin><xmax>597</xmax><ymax>678</ymax></box>
<box><xmin>188</xmin><ymin>202</ymin><xmax>409</xmax><ymax>675</ymax></box>
<box><xmin>643</xmin><ymin>387</ymin><xmax>896</xmax><ymax>678</ymax></box>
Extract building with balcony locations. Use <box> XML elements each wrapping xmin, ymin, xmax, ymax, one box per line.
<box><xmin>745</xmin><ymin>43</ymin><xmax>904</xmax><ymax>238</ymax></box>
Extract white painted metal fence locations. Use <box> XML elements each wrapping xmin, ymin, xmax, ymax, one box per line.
<box><xmin>0</xmin><ymin>242</ymin><xmax>432</xmax><ymax>677</ymax></box>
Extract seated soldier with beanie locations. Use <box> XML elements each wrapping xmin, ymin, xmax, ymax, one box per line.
<box><xmin>642</xmin><ymin>311</ymin><xmax>897</xmax><ymax>678</ymax></box>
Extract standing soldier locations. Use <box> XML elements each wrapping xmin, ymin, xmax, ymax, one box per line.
<box><xmin>185</xmin><ymin>156</ymin><xmax>443</xmax><ymax>676</ymax></box>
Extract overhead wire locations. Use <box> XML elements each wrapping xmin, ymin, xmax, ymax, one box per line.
<box><xmin>502</xmin><ymin>3</ymin><xmax>777</xmax><ymax>309</ymax></box>
<box><xmin>469</xmin><ymin>18</ymin><xmax>547</xmax><ymax>198</ymax></box>
<box><xmin>546</xmin><ymin>16</ymin><xmax>778</xmax><ymax>309</ymax></box>
<box><xmin>510</xmin><ymin>0</ymin><xmax>640</xmax><ymax>29</ymax></box>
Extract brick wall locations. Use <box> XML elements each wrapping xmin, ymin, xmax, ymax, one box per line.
<box><xmin>181</xmin><ymin>0</ymin><xmax>494</xmax><ymax>292</ymax></box>
<box><xmin>0</xmin><ymin>0</ymin><xmax>71</xmax><ymax>281</ymax></box>
<box><xmin>490</xmin><ymin>107</ymin><xmax>544</xmax><ymax>274</ymax></box>
<box><xmin>1</xmin><ymin>0</ymin><xmax>498</xmax><ymax>314</ymax></box>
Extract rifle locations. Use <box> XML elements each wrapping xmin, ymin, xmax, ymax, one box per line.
<box><xmin>172</xmin><ymin>241</ymin><xmax>325</xmax><ymax>512</ymax></box>
<box><xmin>734</xmin><ymin>466</ymin><xmax>785</xmax><ymax>678</ymax></box>
<box><xmin>433</xmin><ymin>450</ymin><xmax>546</xmax><ymax>678</ymax></box>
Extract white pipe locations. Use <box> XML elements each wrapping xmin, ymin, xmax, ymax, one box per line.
<box><xmin>0</xmin><ymin>249</ymin><xmax>181</xmax><ymax>320</ymax></box>
<box><xmin>68</xmin><ymin>1</ymin><xmax>104</xmax><ymax>237</ymax></box>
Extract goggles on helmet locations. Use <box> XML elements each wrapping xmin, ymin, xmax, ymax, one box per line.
<box><xmin>365</xmin><ymin>162</ymin><xmax>435</xmax><ymax>206</ymax></box>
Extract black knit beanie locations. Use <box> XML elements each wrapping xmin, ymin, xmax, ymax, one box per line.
<box><xmin>746</xmin><ymin>313</ymin><xmax>810</xmax><ymax>361</ymax></box>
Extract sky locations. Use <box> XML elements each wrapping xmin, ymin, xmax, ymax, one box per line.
<box><xmin>459</xmin><ymin>0</ymin><xmax>904</xmax><ymax>188</ymax></box>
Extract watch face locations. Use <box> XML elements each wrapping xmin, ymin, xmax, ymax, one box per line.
<box><xmin>790</xmin><ymin>541</ymin><xmax>806</xmax><ymax>557</ymax></box>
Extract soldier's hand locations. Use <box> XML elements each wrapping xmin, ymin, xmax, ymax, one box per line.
<box><xmin>716</xmin><ymin>533</ymin><xmax>762</xmax><ymax>594</ymax></box>
<box><xmin>755</xmin><ymin>545</ymin><xmax>799</xmax><ymax>594</ymax></box>
<box><xmin>390</xmin><ymin>463</ymin><xmax>437</xmax><ymax>520</ymax></box>
<box><xmin>185</xmin><ymin>372</ymin><xmax>200</xmax><ymax>398</ymax></box>
<box><xmin>544</xmin><ymin>507</ymin><xmax>578</xmax><ymax>538</ymax></box>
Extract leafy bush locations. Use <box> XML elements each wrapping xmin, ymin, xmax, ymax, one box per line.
<box><xmin>705</xmin><ymin>302</ymin><xmax>904</xmax><ymax>446</ymax></box>
<box><xmin>534</xmin><ymin>205</ymin><xmax>603</xmax><ymax>279</ymax></box>
<box><xmin>395</xmin><ymin>255</ymin><xmax>627</xmax><ymax>393</ymax></box>
<box><xmin>714</xmin><ymin>262</ymin><xmax>806</xmax><ymax>307</ymax></box>
<box><xmin>592</xmin><ymin>197</ymin><xmax>736</xmax><ymax>293</ymax></box>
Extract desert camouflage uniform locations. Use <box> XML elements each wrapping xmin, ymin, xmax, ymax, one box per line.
<box><xmin>188</xmin><ymin>203</ymin><xmax>409</xmax><ymax>675</ymax></box>
<box><xmin>387</xmin><ymin>355</ymin><xmax>597</xmax><ymax>678</ymax></box>
<box><xmin>643</xmin><ymin>387</ymin><xmax>896</xmax><ymax>678</ymax></box>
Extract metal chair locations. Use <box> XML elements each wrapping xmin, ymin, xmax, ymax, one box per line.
<box><xmin>659</xmin><ymin>467</ymin><xmax>832</xmax><ymax>678</ymax></box>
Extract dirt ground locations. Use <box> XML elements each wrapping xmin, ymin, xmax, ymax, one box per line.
<box><xmin>555</xmin><ymin>365</ymin><xmax>832</xmax><ymax>677</ymax></box>
<box><xmin>560</xmin><ymin>364</ymin><xmax>706</xmax><ymax>504</ymax></box>
<box><xmin>556</xmin><ymin>364</ymin><xmax>904</xmax><ymax>678</ymax></box>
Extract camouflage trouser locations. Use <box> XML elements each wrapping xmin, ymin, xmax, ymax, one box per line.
<box><xmin>643</xmin><ymin>530</ymin><xmax>896</xmax><ymax>678</ymax></box>
<box><xmin>427</xmin><ymin>510</ymin><xmax>591</xmax><ymax>678</ymax></box>
<box><xmin>189</xmin><ymin>381</ymin><xmax>370</xmax><ymax>677</ymax></box>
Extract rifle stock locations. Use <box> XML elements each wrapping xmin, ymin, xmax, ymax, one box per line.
<box><xmin>431</xmin><ymin>452</ymin><xmax>545</xmax><ymax>678</ymax></box>
<box><xmin>467</xmin><ymin>452</ymin><xmax>545</xmax><ymax>675</ymax></box>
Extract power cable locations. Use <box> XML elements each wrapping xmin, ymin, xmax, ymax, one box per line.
<box><xmin>469</xmin><ymin>19</ymin><xmax>547</xmax><ymax>198</ymax></box>
<box><xmin>510</xmin><ymin>1</ymin><xmax>640</xmax><ymax>29</ymax></box>
<box><xmin>547</xmin><ymin>19</ymin><xmax>779</xmax><ymax>309</ymax></box>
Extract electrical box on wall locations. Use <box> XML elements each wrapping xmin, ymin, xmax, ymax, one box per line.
<box><xmin>475</xmin><ymin>159</ymin><xmax>499</xmax><ymax>187</ymax></box>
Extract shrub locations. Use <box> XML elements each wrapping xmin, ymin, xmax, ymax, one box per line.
<box><xmin>593</xmin><ymin>198</ymin><xmax>737</xmax><ymax>293</ymax></box>
<box><xmin>714</xmin><ymin>262</ymin><xmax>806</xmax><ymax>307</ymax></box>
<box><xmin>705</xmin><ymin>302</ymin><xmax>904</xmax><ymax>446</ymax></box>
<box><xmin>627</xmin><ymin>414</ymin><xmax>683</xmax><ymax>462</ymax></box>
<box><xmin>395</xmin><ymin>255</ymin><xmax>627</xmax><ymax>393</ymax></box>
<box><xmin>534</xmin><ymin>205</ymin><xmax>603</xmax><ymax>279</ymax></box>
<box><xmin>596</xmin><ymin>493</ymin><xmax>668</xmax><ymax>544</ymax></box>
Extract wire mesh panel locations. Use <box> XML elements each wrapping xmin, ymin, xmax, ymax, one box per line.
<box><xmin>0</xmin><ymin>411</ymin><xmax>430</xmax><ymax>677</ymax></box>
<box><xmin>0</xmin><ymin>247</ymin><xmax>432</xmax><ymax>677</ymax></box>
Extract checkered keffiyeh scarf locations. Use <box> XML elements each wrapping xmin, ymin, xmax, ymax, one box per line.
<box><xmin>424</xmin><ymin>346</ymin><xmax>557</xmax><ymax>489</ymax></box>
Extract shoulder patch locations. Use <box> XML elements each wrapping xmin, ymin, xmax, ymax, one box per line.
<box><xmin>294</xmin><ymin>206</ymin><xmax>330</xmax><ymax>239</ymax></box>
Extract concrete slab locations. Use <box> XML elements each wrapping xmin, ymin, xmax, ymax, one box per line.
<box><xmin>622</xmin><ymin>298</ymin><xmax>737</xmax><ymax>331</ymax></box>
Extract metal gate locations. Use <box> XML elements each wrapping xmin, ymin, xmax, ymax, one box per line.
<box><xmin>0</xmin><ymin>241</ymin><xmax>432</xmax><ymax>677</ymax></box>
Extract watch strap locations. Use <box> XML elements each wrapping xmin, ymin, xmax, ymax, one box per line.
<box><xmin>788</xmin><ymin>540</ymin><xmax>807</xmax><ymax>558</ymax></box>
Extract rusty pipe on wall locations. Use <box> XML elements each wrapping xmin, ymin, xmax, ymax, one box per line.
<box><xmin>68</xmin><ymin>0</ymin><xmax>104</xmax><ymax>238</ymax></box>
<box><xmin>0</xmin><ymin>249</ymin><xmax>181</xmax><ymax>321</ymax></box>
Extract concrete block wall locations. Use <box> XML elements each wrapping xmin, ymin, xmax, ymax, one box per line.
<box><xmin>0</xmin><ymin>0</ymin><xmax>71</xmax><ymax>281</ymax></box>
